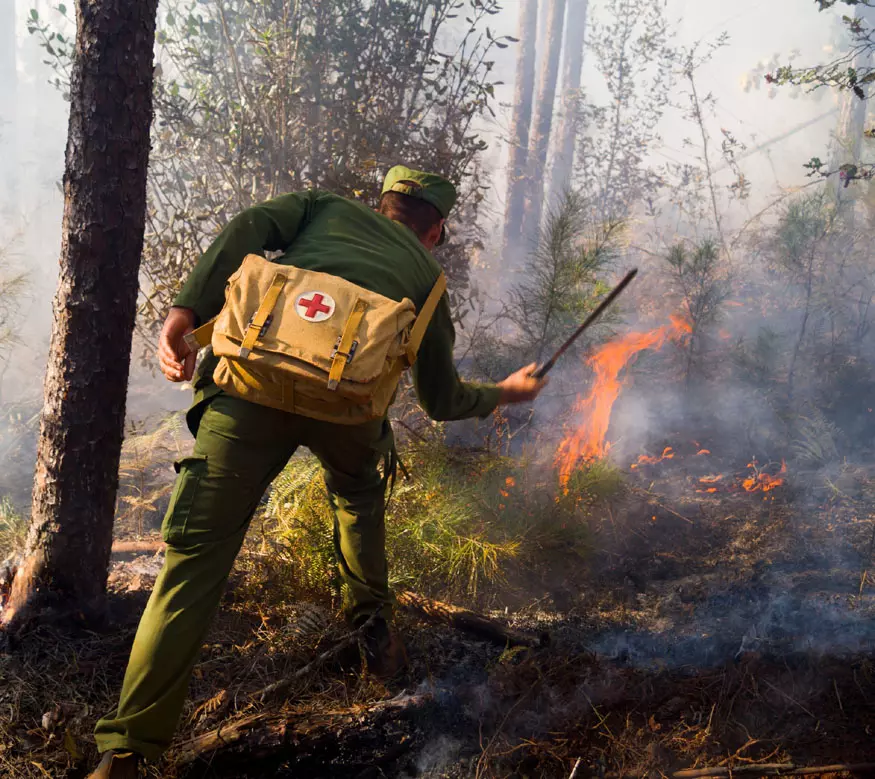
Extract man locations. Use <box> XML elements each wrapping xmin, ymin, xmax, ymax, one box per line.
<box><xmin>88</xmin><ymin>165</ymin><xmax>546</xmax><ymax>778</ymax></box>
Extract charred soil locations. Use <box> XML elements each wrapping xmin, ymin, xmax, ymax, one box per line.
<box><xmin>1</xmin><ymin>454</ymin><xmax>874</xmax><ymax>778</ymax></box>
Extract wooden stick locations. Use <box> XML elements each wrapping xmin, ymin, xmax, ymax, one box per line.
<box><xmin>396</xmin><ymin>590</ymin><xmax>548</xmax><ymax>648</ymax></box>
<box><xmin>534</xmin><ymin>268</ymin><xmax>638</xmax><ymax>379</ymax></box>
<box><xmin>569</xmin><ymin>757</ymin><xmax>582</xmax><ymax>778</ymax></box>
<box><xmin>252</xmin><ymin>615</ymin><xmax>375</xmax><ymax>703</ymax></box>
<box><xmin>602</xmin><ymin>762</ymin><xmax>875</xmax><ymax>779</ymax></box>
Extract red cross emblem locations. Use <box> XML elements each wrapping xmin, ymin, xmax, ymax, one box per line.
<box><xmin>295</xmin><ymin>291</ymin><xmax>335</xmax><ymax>322</ymax></box>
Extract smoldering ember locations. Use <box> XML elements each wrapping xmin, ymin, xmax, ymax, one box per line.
<box><xmin>3</xmin><ymin>0</ymin><xmax>875</xmax><ymax>777</ymax></box>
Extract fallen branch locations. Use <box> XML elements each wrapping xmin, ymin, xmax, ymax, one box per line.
<box><xmin>111</xmin><ymin>539</ymin><xmax>165</xmax><ymax>554</ymax></box>
<box><xmin>172</xmin><ymin>692</ymin><xmax>434</xmax><ymax>775</ymax></box>
<box><xmin>252</xmin><ymin>615</ymin><xmax>375</xmax><ymax>703</ymax></box>
<box><xmin>602</xmin><ymin>762</ymin><xmax>875</xmax><ymax>779</ymax></box>
<box><xmin>396</xmin><ymin>590</ymin><xmax>548</xmax><ymax>648</ymax></box>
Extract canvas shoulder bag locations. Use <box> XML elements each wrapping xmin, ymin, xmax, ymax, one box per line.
<box><xmin>185</xmin><ymin>253</ymin><xmax>446</xmax><ymax>425</ymax></box>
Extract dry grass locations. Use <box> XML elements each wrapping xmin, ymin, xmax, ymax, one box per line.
<box><xmin>1</xmin><ymin>431</ymin><xmax>874</xmax><ymax>777</ymax></box>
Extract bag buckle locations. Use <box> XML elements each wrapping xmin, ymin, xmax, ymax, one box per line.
<box><xmin>246</xmin><ymin>313</ymin><xmax>273</xmax><ymax>338</ymax></box>
<box><xmin>327</xmin><ymin>338</ymin><xmax>358</xmax><ymax>391</ymax></box>
<box><xmin>330</xmin><ymin>337</ymin><xmax>358</xmax><ymax>363</ymax></box>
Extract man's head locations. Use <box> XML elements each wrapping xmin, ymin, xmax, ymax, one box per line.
<box><xmin>378</xmin><ymin>165</ymin><xmax>457</xmax><ymax>250</ymax></box>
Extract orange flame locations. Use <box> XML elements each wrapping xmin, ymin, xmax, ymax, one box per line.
<box><xmin>742</xmin><ymin>460</ymin><xmax>787</xmax><ymax>492</ymax></box>
<box><xmin>699</xmin><ymin>474</ymin><xmax>723</xmax><ymax>484</ymax></box>
<box><xmin>555</xmin><ymin>316</ymin><xmax>692</xmax><ymax>486</ymax></box>
<box><xmin>631</xmin><ymin>446</ymin><xmax>675</xmax><ymax>469</ymax></box>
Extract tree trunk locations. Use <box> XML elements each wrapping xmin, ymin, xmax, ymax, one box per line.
<box><xmin>502</xmin><ymin>0</ymin><xmax>539</xmax><ymax>254</ymax></box>
<box><xmin>1</xmin><ymin>0</ymin><xmax>158</xmax><ymax>632</ymax></box>
<box><xmin>831</xmin><ymin>4</ymin><xmax>875</xmax><ymax>219</ymax></box>
<box><xmin>546</xmin><ymin>0</ymin><xmax>588</xmax><ymax>206</ymax></box>
<box><xmin>521</xmin><ymin>0</ymin><xmax>567</xmax><ymax>242</ymax></box>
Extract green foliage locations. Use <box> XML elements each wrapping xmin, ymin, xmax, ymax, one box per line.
<box><xmin>791</xmin><ymin>412</ymin><xmax>842</xmax><ymax>467</ymax></box>
<box><xmin>664</xmin><ymin>238</ymin><xmax>729</xmax><ymax>382</ymax></box>
<box><xmin>499</xmin><ymin>192</ymin><xmax>622</xmax><ymax>371</ymax></box>
<box><xmin>136</xmin><ymin>0</ymin><xmax>509</xmax><ymax>329</ymax></box>
<box><xmin>563</xmin><ymin>458</ymin><xmax>624</xmax><ymax>503</ymax></box>
<box><xmin>577</xmin><ymin>0</ymin><xmax>675</xmax><ymax>220</ymax></box>
<box><xmin>27</xmin><ymin>0</ymin><xmax>509</xmax><ymax>337</ymax></box>
<box><xmin>261</xmin><ymin>440</ymin><xmax>613</xmax><ymax>606</ymax></box>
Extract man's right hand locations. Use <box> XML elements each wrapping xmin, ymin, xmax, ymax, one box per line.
<box><xmin>497</xmin><ymin>363</ymin><xmax>548</xmax><ymax>405</ymax></box>
<box><xmin>158</xmin><ymin>307</ymin><xmax>197</xmax><ymax>382</ymax></box>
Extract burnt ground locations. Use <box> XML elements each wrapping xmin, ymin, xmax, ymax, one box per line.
<box><xmin>1</xmin><ymin>451</ymin><xmax>875</xmax><ymax>778</ymax></box>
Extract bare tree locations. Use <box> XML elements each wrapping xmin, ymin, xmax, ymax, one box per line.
<box><xmin>521</xmin><ymin>0</ymin><xmax>567</xmax><ymax>241</ymax></box>
<box><xmin>830</xmin><ymin>3</ymin><xmax>875</xmax><ymax>214</ymax></box>
<box><xmin>503</xmin><ymin>0</ymin><xmax>540</xmax><ymax>252</ymax></box>
<box><xmin>1</xmin><ymin>0</ymin><xmax>158</xmax><ymax>632</ymax></box>
<box><xmin>546</xmin><ymin>0</ymin><xmax>589</xmax><ymax>206</ymax></box>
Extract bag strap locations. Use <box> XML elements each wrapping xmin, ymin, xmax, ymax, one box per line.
<box><xmin>405</xmin><ymin>272</ymin><xmax>446</xmax><ymax>366</ymax></box>
<box><xmin>182</xmin><ymin>192</ymin><xmax>318</xmax><ymax>353</ymax></box>
<box><xmin>184</xmin><ymin>320</ymin><xmax>214</xmax><ymax>352</ymax></box>
<box><xmin>327</xmin><ymin>298</ymin><xmax>369</xmax><ymax>390</ymax></box>
<box><xmin>238</xmin><ymin>271</ymin><xmax>286</xmax><ymax>358</ymax></box>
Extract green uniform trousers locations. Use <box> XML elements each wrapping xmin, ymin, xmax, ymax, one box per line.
<box><xmin>94</xmin><ymin>393</ymin><xmax>394</xmax><ymax>759</ymax></box>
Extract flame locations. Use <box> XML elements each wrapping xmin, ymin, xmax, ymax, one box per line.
<box><xmin>696</xmin><ymin>449</ymin><xmax>711</xmax><ymax>456</ymax></box>
<box><xmin>631</xmin><ymin>446</ymin><xmax>675</xmax><ymax>469</ymax></box>
<box><xmin>505</xmin><ymin>476</ymin><xmax>516</xmax><ymax>487</ymax></box>
<box><xmin>699</xmin><ymin>474</ymin><xmax>723</xmax><ymax>483</ymax></box>
<box><xmin>555</xmin><ymin>316</ymin><xmax>692</xmax><ymax>486</ymax></box>
<box><xmin>742</xmin><ymin>460</ymin><xmax>787</xmax><ymax>492</ymax></box>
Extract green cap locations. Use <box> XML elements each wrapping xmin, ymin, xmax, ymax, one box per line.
<box><xmin>381</xmin><ymin>165</ymin><xmax>457</xmax><ymax>245</ymax></box>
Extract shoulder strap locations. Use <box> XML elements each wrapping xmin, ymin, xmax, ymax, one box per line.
<box><xmin>183</xmin><ymin>191</ymin><xmax>315</xmax><ymax>354</ymax></box>
<box><xmin>404</xmin><ymin>272</ymin><xmax>447</xmax><ymax>366</ymax></box>
<box><xmin>184</xmin><ymin>320</ymin><xmax>215</xmax><ymax>352</ymax></box>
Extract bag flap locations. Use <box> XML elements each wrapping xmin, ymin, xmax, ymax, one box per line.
<box><xmin>212</xmin><ymin>254</ymin><xmax>416</xmax><ymax>383</ymax></box>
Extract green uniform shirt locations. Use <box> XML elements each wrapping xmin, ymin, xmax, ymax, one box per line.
<box><xmin>173</xmin><ymin>191</ymin><xmax>501</xmax><ymax>422</ymax></box>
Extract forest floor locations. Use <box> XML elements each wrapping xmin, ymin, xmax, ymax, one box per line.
<box><xmin>2</xmin><ymin>445</ymin><xmax>875</xmax><ymax>778</ymax></box>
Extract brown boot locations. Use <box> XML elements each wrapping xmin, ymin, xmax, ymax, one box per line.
<box><xmin>360</xmin><ymin>617</ymin><xmax>408</xmax><ymax>679</ymax></box>
<box><xmin>87</xmin><ymin>750</ymin><xmax>141</xmax><ymax>779</ymax></box>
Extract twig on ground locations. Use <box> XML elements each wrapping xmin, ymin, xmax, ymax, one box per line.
<box><xmin>396</xmin><ymin>590</ymin><xmax>548</xmax><ymax>648</ymax></box>
<box><xmin>628</xmin><ymin>486</ymin><xmax>694</xmax><ymax>524</ymax></box>
<box><xmin>569</xmin><ymin>757</ymin><xmax>582</xmax><ymax>778</ymax></box>
<box><xmin>111</xmin><ymin>539</ymin><xmax>165</xmax><ymax>554</ymax></box>
<box><xmin>252</xmin><ymin>614</ymin><xmax>376</xmax><ymax>703</ymax></box>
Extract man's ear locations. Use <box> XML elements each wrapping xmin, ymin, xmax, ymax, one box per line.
<box><xmin>426</xmin><ymin>219</ymin><xmax>445</xmax><ymax>249</ymax></box>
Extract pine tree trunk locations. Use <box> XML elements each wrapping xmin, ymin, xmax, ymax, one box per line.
<box><xmin>503</xmin><ymin>0</ymin><xmax>539</xmax><ymax>252</ymax></box>
<box><xmin>546</xmin><ymin>0</ymin><xmax>588</xmax><ymax>206</ymax></box>
<box><xmin>1</xmin><ymin>0</ymin><xmax>158</xmax><ymax>633</ymax></box>
<box><xmin>521</xmin><ymin>0</ymin><xmax>567</xmax><ymax>242</ymax></box>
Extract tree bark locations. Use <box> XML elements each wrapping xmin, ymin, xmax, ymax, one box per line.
<box><xmin>831</xmin><ymin>4</ymin><xmax>875</xmax><ymax>219</ymax></box>
<box><xmin>521</xmin><ymin>0</ymin><xmax>568</xmax><ymax>242</ymax></box>
<box><xmin>546</xmin><ymin>0</ymin><xmax>588</xmax><ymax>206</ymax></box>
<box><xmin>1</xmin><ymin>0</ymin><xmax>158</xmax><ymax>632</ymax></box>
<box><xmin>503</xmin><ymin>0</ymin><xmax>539</xmax><ymax>253</ymax></box>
